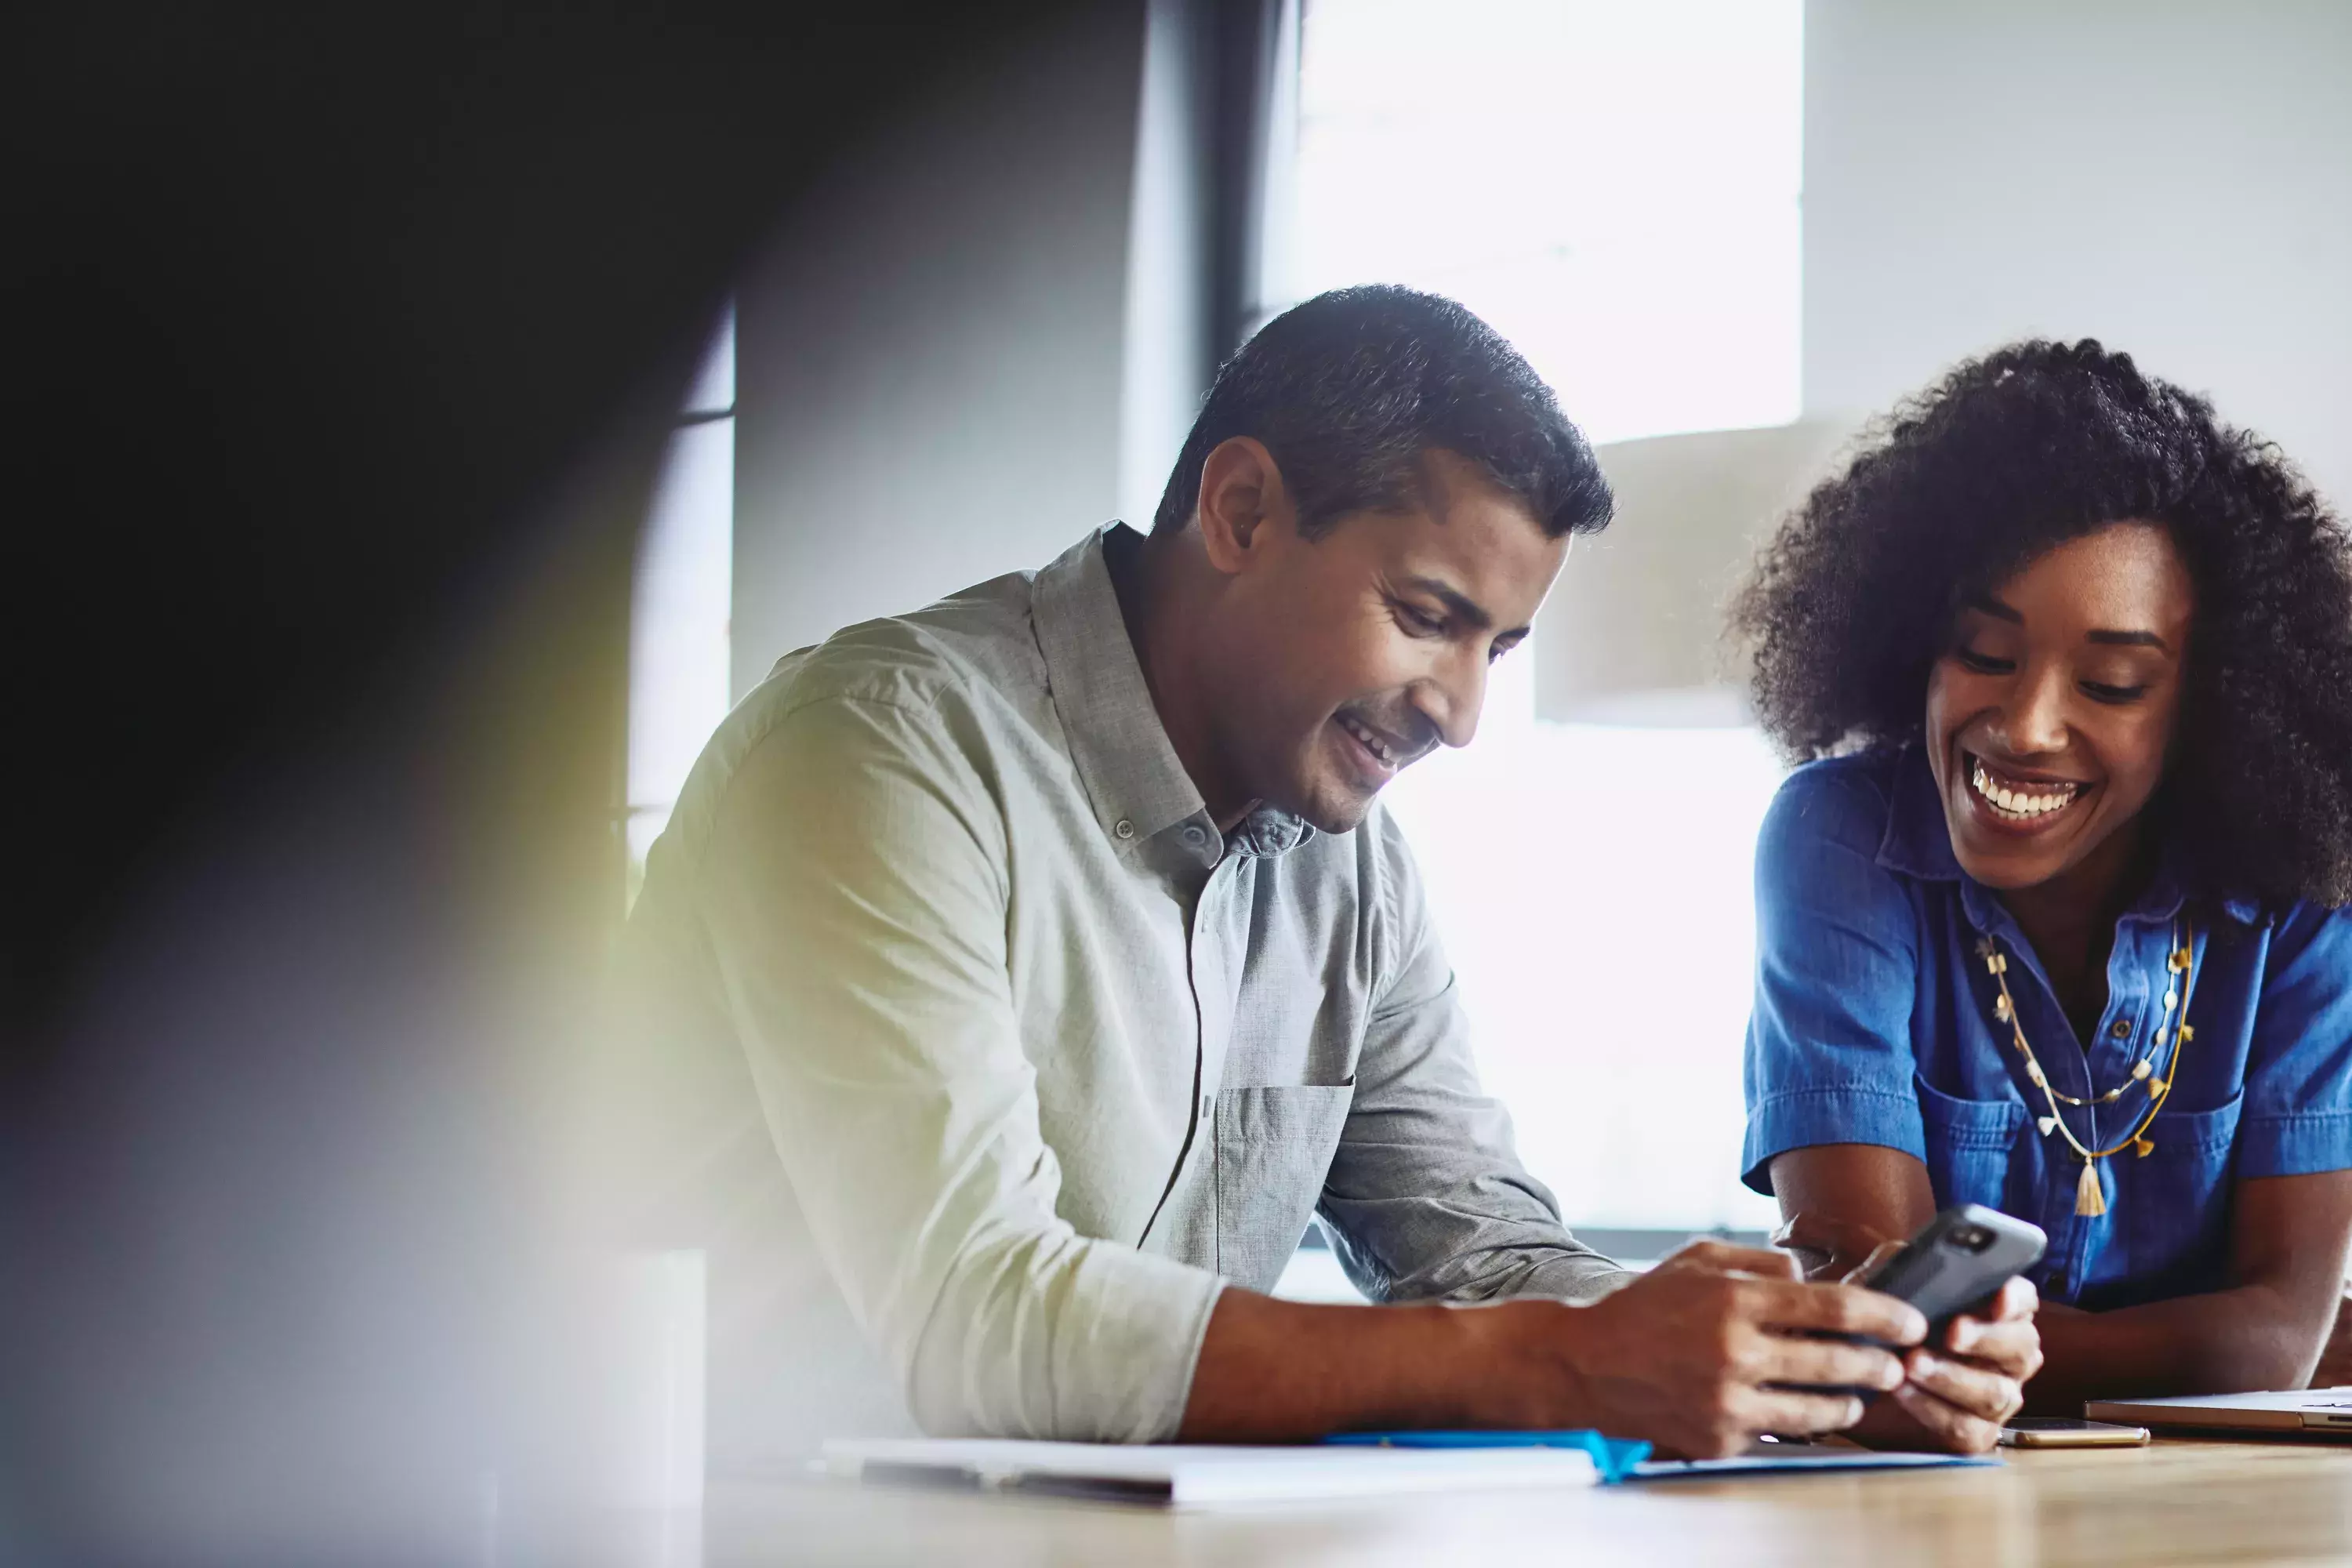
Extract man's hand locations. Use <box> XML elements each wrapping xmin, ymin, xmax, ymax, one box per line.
<box><xmin>1523</xmin><ymin>1239</ymin><xmax>1926</xmax><ymax>1459</ymax></box>
<box><xmin>1846</xmin><ymin>1272</ymin><xmax>2042</xmax><ymax>1454</ymax></box>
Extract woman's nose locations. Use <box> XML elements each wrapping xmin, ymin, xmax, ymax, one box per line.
<box><xmin>1998</xmin><ymin>663</ymin><xmax>2071</xmax><ymax>754</ymax></box>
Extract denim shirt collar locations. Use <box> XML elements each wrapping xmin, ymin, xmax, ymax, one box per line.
<box><xmin>1872</xmin><ymin>743</ymin><xmax>2259</xmax><ymax>935</ymax></box>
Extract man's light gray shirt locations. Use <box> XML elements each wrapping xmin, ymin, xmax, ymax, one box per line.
<box><xmin>615</xmin><ymin>524</ymin><xmax>1627</xmax><ymax>1455</ymax></box>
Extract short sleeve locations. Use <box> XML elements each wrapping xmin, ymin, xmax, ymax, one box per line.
<box><xmin>2235</xmin><ymin>905</ymin><xmax>2352</xmax><ymax>1179</ymax></box>
<box><xmin>1740</xmin><ymin>764</ymin><xmax>1929</xmax><ymax>1193</ymax></box>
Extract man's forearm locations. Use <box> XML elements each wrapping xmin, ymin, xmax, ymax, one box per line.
<box><xmin>1174</xmin><ymin>1243</ymin><xmax>1930</xmax><ymax>1457</ymax></box>
<box><xmin>2024</xmin><ymin>1285</ymin><xmax>2328</xmax><ymax>1412</ymax></box>
<box><xmin>1175</xmin><ymin>1288</ymin><xmax>1562</xmax><ymax>1442</ymax></box>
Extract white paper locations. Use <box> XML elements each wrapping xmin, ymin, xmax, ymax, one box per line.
<box><xmin>822</xmin><ymin>1437</ymin><xmax>1602</xmax><ymax>1507</ymax></box>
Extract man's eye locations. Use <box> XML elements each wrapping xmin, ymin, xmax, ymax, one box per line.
<box><xmin>2081</xmin><ymin>681</ymin><xmax>2148</xmax><ymax>705</ymax></box>
<box><xmin>1395</xmin><ymin>604</ymin><xmax>1446</xmax><ymax>636</ymax></box>
<box><xmin>1955</xmin><ymin>648</ymin><xmax>2014</xmax><ymax>674</ymax></box>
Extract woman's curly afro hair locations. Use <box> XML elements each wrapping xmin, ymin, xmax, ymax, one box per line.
<box><xmin>1732</xmin><ymin>338</ymin><xmax>2352</xmax><ymax>910</ymax></box>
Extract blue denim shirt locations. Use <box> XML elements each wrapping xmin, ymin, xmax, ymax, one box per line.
<box><xmin>1742</xmin><ymin>746</ymin><xmax>2352</xmax><ymax>1308</ymax></box>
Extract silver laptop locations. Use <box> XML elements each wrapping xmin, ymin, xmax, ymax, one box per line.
<box><xmin>2085</xmin><ymin>1388</ymin><xmax>2352</xmax><ymax>1436</ymax></box>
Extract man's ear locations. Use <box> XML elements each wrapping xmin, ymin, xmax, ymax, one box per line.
<box><xmin>1193</xmin><ymin>437</ymin><xmax>1290</xmax><ymax>575</ymax></box>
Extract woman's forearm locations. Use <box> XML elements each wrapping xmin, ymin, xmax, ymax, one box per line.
<box><xmin>1769</xmin><ymin>1156</ymin><xmax>2352</xmax><ymax>1413</ymax></box>
<box><xmin>2024</xmin><ymin>1284</ymin><xmax>2327</xmax><ymax>1413</ymax></box>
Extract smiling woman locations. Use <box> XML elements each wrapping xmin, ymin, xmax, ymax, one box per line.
<box><xmin>1926</xmin><ymin>522</ymin><xmax>2198</xmax><ymax>1025</ymax></box>
<box><xmin>1730</xmin><ymin>339</ymin><xmax>2352</xmax><ymax>1440</ymax></box>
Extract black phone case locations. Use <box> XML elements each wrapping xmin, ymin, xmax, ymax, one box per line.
<box><xmin>1783</xmin><ymin>1203</ymin><xmax>2047</xmax><ymax>1402</ymax></box>
<box><xmin>1861</xmin><ymin>1204</ymin><xmax>2046</xmax><ymax>1330</ymax></box>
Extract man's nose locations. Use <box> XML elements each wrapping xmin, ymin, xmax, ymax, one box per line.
<box><xmin>1414</xmin><ymin>647</ymin><xmax>1486</xmax><ymax>751</ymax></box>
<box><xmin>1996</xmin><ymin>661</ymin><xmax>2070</xmax><ymax>755</ymax></box>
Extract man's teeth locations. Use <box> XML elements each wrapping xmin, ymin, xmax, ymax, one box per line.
<box><xmin>1972</xmin><ymin>759</ymin><xmax>2080</xmax><ymax>819</ymax></box>
<box><xmin>1339</xmin><ymin>714</ymin><xmax>1396</xmax><ymax>766</ymax></box>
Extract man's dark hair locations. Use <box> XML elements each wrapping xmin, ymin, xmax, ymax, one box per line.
<box><xmin>1152</xmin><ymin>285</ymin><xmax>1613</xmax><ymax>540</ymax></box>
<box><xmin>1733</xmin><ymin>337</ymin><xmax>2352</xmax><ymax>910</ymax></box>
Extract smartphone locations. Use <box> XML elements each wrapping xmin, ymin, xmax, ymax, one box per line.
<box><xmin>1857</xmin><ymin>1203</ymin><xmax>2047</xmax><ymax>1334</ymax></box>
<box><xmin>1784</xmin><ymin>1204</ymin><xmax>2047</xmax><ymax>1402</ymax></box>
<box><xmin>1998</xmin><ymin>1417</ymin><xmax>2150</xmax><ymax>1448</ymax></box>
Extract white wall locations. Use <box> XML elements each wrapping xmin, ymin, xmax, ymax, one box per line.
<box><xmin>731</xmin><ymin>8</ymin><xmax>1150</xmax><ymax>694</ymax></box>
<box><xmin>1804</xmin><ymin>0</ymin><xmax>2352</xmax><ymax>509</ymax></box>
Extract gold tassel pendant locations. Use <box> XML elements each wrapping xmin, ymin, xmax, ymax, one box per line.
<box><xmin>2075</xmin><ymin>1158</ymin><xmax>2107</xmax><ymax>1218</ymax></box>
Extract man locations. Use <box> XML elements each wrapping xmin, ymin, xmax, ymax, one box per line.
<box><xmin>611</xmin><ymin>286</ymin><xmax>2038</xmax><ymax>1461</ymax></box>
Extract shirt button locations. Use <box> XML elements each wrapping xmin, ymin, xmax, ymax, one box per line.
<box><xmin>1114</xmin><ymin>818</ymin><xmax>1136</xmax><ymax>840</ymax></box>
<box><xmin>2110</xmin><ymin>1019</ymin><xmax>2132</xmax><ymax>1040</ymax></box>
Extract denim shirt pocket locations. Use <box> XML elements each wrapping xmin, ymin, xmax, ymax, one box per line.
<box><xmin>1914</xmin><ymin>1073</ymin><xmax>2029</xmax><ymax>1213</ymax></box>
<box><xmin>2118</xmin><ymin>1090</ymin><xmax>2244</xmax><ymax>1297</ymax></box>
<box><xmin>1214</xmin><ymin>1083</ymin><xmax>1356</xmax><ymax>1292</ymax></box>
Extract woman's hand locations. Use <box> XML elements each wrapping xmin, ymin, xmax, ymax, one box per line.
<box><xmin>1768</xmin><ymin>1183</ymin><xmax>2043</xmax><ymax>1451</ymax></box>
<box><xmin>1848</xmin><ymin>1274</ymin><xmax>2043</xmax><ymax>1454</ymax></box>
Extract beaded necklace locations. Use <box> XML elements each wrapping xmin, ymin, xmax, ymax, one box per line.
<box><xmin>1976</xmin><ymin>920</ymin><xmax>2198</xmax><ymax>1218</ymax></box>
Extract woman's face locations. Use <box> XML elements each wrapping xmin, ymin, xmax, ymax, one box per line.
<box><xmin>1925</xmin><ymin>521</ymin><xmax>2195</xmax><ymax>893</ymax></box>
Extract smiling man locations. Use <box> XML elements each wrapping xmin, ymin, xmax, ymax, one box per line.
<box><xmin>612</xmin><ymin>286</ymin><xmax>1938</xmax><ymax>1464</ymax></box>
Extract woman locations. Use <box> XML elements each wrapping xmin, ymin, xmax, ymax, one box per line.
<box><xmin>1734</xmin><ymin>340</ymin><xmax>2352</xmax><ymax>1440</ymax></box>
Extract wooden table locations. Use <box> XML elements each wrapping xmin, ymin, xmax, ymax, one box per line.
<box><xmin>697</xmin><ymin>1439</ymin><xmax>2352</xmax><ymax>1566</ymax></box>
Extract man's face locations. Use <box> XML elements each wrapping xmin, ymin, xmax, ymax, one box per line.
<box><xmin>1203</xmin><ymin>448</ymin><xmax>1569</xmax><ymax>834</ymax></box>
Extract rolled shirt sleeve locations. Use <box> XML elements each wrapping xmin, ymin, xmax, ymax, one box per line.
<box><xmin>2236</xmin><ymin>904</ymin><xmax>2352</xmax><ymax>1179</ymax></box>
<box><xmin>1316</xmin><ymin>813</ymin><xmax>1632</xmax><ymax>1305</ymax></box>
<box><xmin>1742</xmin><ymin>768</ymin><xmax>1928</xmax><ymax>1194</ymax></box>
<box><xmin>698</xmin><ymin>692</ymin><xmax>1223</xmax><ymax>1442</ymax></box>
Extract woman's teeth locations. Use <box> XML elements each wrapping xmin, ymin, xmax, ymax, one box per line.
<box><xmin>1338</xmin><ymin>713</ymin><xmax>1397</xmax><ymax>768</ymax></box>
<box><xmin>1971</xmin><ymin>757</ymin><xmax>2082</xmax><ymax>820</ymax></box>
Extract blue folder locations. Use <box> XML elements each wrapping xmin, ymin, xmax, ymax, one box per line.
<box><xmin>1325</xmin><ymin>1430</ymin><xmax>1998</xmax><ymax>1485</ymax></box>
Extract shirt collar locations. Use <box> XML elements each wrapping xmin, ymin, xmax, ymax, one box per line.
<box><xmin>1875</xmin><ymin>742</ymin><xmax>2259</xmax><ymax>927</ymax></box>
<box><xmin>1875</xmin><ymin>743</ymin><xmax>1965</xmax><ymax>884</ymax></box>
<box><xmin>1032</xmin><ymin>524</ymin><xmax>1314</xmax><ymax>860</ymax></box>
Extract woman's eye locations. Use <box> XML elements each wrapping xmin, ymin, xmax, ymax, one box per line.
<box><xmin>1955</xmin><ymin>648</ymin><xmax>2014</xmax><ymax>674</ymax></box>
<box><xmin>2081</xmin><ymin>681</ymin><xmax>2148</xmax><ymax>705</ymax></box>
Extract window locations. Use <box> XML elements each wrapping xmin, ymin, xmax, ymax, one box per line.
<box><xmin>1290</xmin><ymin>0</ymin><xmax>1802</xmax><ymax>444</ymax></box>
<box><xmin>626</xmin><ymin>307</ymin><xmax>736</xmax><ymax>903</ymax></box>
<box><xmin>1273</xmin><ymin>2</ymin><xmax>1805</xmax><ymax>1276</ymax></box>
<box><xmin>1378</xmin><ymin>668</ymin><xmax>1787</xmax><ymax>1237</ymax></box>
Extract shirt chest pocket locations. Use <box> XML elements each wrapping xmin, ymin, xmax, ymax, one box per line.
<box><xmin>2117</xmin><ymin>1091</ymin><xmax>2244</xmax><ymax>1298</ymax></box>
<box><xmin>1915</xmin><ymin>1073</ymin><xmax>2030</xmax><ymax>1214</ymax></box>
<box><xmin>1214</xmin><ymin>1083</ymin><xmax>1356</xmax><ymax>1292</ymax></box>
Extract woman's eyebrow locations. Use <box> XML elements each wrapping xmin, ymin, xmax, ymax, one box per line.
<box><xmin>1965</xmin><ymin>592</ymin><xmax>2172</xmax><ymax>653</ymax></box>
